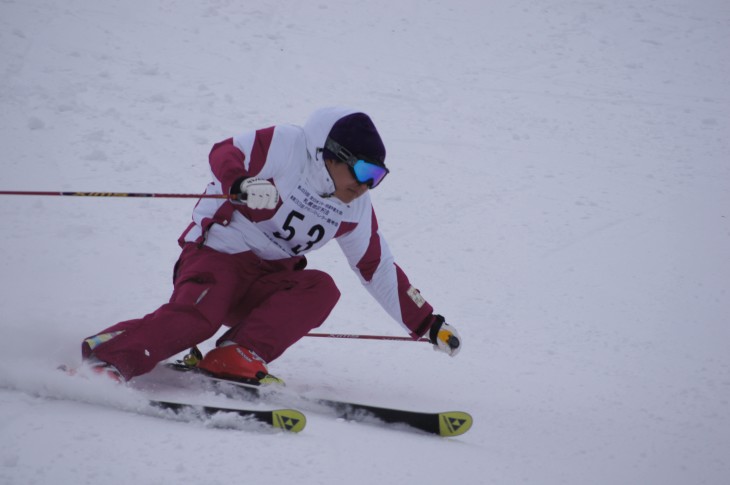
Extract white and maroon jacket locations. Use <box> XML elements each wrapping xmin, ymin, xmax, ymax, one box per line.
<box><xmin>180</xmin><ymin>107</ymin><xmax>434</xmax><ymax>338</ymax></box>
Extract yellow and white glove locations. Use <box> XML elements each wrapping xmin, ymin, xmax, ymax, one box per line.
<box><xmin>429</xmin><ymin>315</ymin><xmax>461</xmax><ymax>357</ymax></box>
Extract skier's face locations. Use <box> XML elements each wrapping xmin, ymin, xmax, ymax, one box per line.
<box><xmin>325</xmin><ymin>158</ymin><xmax>370</xmax><ymax>204</ymax></box>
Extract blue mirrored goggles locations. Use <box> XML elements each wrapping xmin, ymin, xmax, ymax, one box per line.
<box><xmin>325</xmin><ymin>138</ymin><xmax>389</xmax><ymax>189</ymax></box>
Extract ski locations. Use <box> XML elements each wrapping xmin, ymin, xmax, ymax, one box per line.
<box><xmin>164</xmin><ymin>361</ymin><xmax>472</xmax><ymax>437</ymax></box>
<box><xmin>150</xmin><ymin>400</ymin><xmax>306</xmax><ymax>433</ymax></box>
<box><xmin>308</xmin><ymin>398</ymin><xmax>472</xmax><ymax>437</ymax></box>
<box><xmin>58</xmin><ymin>364</ymin><xmax>306</xmax><ymax>433</ymax></box>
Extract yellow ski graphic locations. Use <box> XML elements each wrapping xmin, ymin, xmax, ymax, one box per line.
<box><xmin>272</xmin><ymin>410</ymin><xmax>307</xmax><ymax>433</ymax></box>
<box><xmin>438</xmin><ymin>412</ymin><xmax>473</xmax><ymax>437</ymax></box>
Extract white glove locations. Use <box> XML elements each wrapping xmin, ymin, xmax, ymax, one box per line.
<box><xmin>429</xmin><ymin>315</ymin><xmax>461</xmax><ymax>357</ymax></box>
<box><xmin>239</xmin><ymin>178</ymin><xmax>279</xmax><ymax>210</ymax></box>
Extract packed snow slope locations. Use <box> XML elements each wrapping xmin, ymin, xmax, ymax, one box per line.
<box><xmin>1</xmin><ymin>1</ymin><xmax>729</xmax><ymax>484</ymax></box>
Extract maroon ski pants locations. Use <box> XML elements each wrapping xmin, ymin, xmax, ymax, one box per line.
<box><xmin>82</xmin><ymin>243</ymin><xmax>340</xmax><ymax>379</ymax></box>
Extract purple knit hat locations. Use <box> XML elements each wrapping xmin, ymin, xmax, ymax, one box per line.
<box><xmin>322</xmin><ymin>113</ymin><xmax>386</xmax><ymax>166</ymax></box>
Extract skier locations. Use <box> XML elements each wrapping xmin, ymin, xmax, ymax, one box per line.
<box><xmin>81</xmin><ymin>107</ymin><xmax>462</xmax><ymax>383</ymax></box>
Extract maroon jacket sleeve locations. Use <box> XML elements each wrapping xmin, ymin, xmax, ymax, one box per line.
<box><xmin>209</xmin><ymin>138</ymin><xmax>247</xmax><ymax>194</ymax></box>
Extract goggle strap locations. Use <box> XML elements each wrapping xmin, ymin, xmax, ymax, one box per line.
<box><xmin>325</xmin><ymin>138</ymin><xmax>353</xmax><ymax>163</ymax></box>
<box><xmin>325</xmin><ymin>138</ymin><xmax>385</xmax><ymax>168</ymax></box>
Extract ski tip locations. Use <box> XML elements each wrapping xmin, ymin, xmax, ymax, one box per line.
<box><xmin>438</xmin><ymin>411</ymin><xmax>473</xmax><ymax>437</ymax></box>
<box><xmin>272</xmin><ymin>409</ymin><xmax>307</xmax><ymax>433</ymax></box>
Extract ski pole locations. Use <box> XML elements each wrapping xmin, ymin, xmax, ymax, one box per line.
<box><xmin>5</xmin><ymin>190</ymin><xmax>429</xmax><ymax>344</ymax></box>
<box><xmin>305</xmin><ymin>333</ymin><xmax>430</xmax><ymax>343</ymax></box>
<box><xmin>0</xmin><ymin>190</ymin><xmax>232</xmax><ymax>199</ymax></box>
<box><xmin>180</xmin><ymin>334</ymin><xmax>430</xmax><ymax>366</ymax></box>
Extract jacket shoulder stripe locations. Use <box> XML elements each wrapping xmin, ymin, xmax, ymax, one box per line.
<box><xmin>355</xmin><ymin>210</ymin><xmax>381</xmax><ymax>282</ymax></box>
<box><xmin>248</xmin><ymin>126</ymin><xmax>275</xmax><ymax>176</ymax></box>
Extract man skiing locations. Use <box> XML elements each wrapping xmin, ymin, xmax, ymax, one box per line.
<box><xmin>81</xmin><ymin>107</ymin><xmax>462</xmax><ymax>383</ymax></box>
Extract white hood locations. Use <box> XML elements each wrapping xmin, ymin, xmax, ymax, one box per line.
<box><xmin>303</xmin><ymin>106</ymin><xmax>358</xmax><ymax>158</ymax></box>
<box><xmin>302</xmin><ymin>106</ymin><xmax>358</xmax><ymax>198</ymax></box>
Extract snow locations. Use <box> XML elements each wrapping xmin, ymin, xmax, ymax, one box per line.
<box><xmin>1</xmin><ymin>0</ymin><xmax>729</xmax><ymax>483</ymax></box>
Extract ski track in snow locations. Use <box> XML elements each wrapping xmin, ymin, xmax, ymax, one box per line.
<box><xmin>1</xmin><ymin>0</ymin><xmax>729</xmax><ymax>484</ymax></box>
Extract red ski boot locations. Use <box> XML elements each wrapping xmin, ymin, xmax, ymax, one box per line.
<box><xmin>60</xmin><ymin>359</ymin><xmax>125</xmax><ymax>384</ymax></box>
<box><xmin>197</xmin><ymin>344</ymin><xmax>283</xmax><ymax>385</ymax></box>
